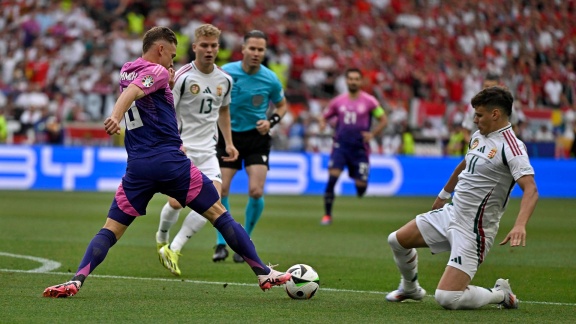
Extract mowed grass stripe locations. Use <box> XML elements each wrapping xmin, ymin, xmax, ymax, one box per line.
<box><xmin>1</xmin><ymin>268</ymin><xmax>574</xmax><ymax>307</ymax></box>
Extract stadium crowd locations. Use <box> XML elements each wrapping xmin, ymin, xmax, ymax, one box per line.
<box><xmin>1</xmin><ymin>0</ymin><xmax>575</xmax><ymax>157</ymax></box>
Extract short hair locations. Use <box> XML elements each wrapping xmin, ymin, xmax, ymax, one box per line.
<box><xmin>195</xmin><ymin>24</ymin><xmax>221</xmax><ymax>41</ymax></box>
<box><xmin>244</xmin><ymin>30</ymin><xmax>267</xmax><ymax>43</ymax></box>
<box><xmin>471</xmin><ymin>86</ymin><xmax>513</xmax><ymax>117</ymax></box>
<box><xmin>142</xmin><ymin>26</ymin><xmax>177</xmax><ymax>53</ymax></box>
<box><xmin>345</xmin><ymin>68</ymin><xmax>363</xmax><ymax>78</ymax></box>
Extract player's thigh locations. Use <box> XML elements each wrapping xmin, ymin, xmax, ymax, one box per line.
<box><xmin>437</xmin><ymin>265</ymin><xmax>472</xmax><ymax>291</ymax></box>
<box><xmin>220</xmin><ymin>167</ymin><xmax>237</xmax><ymax>196</ymax></box>
<box><xmin>108</xmin><ymin>159</ymin><xmax>159</xmax><ymax>224</ymax></box>
<box><xmin>328</xmin><ymin>147</ymin><xmax>346</xmax><ymax>171</ymax></box>
<box><xmin>436</xmin><ymin>229</ymin><xmax>480</xmax><ymax>291</ymax></box>
<box><xmin>245</xmin><ymin>164</ymin><xmax>267</xmax><ymax>193</ymax></box>
<box><xmin>414</xmin><ymin>204</ymin><xmax>452</xmax><ymax>253</ymax></box>
<box><xmin>347</xmin><ymin>149</ymin><xmax>370</xmax><ymax>182</ymax></box>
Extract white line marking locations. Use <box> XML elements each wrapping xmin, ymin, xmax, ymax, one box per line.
<box><xmin>0</xmin><ymin>252</ymin><xmax>61</xmax><ymax>272</ymax></box>
<box><xmin>0</xmin><ymin>253</ymin><xmax>574</xmax><ymax>307</ymax></box>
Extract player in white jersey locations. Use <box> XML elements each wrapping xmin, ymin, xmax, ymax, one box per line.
<box><xmin>385</xmin><ymin>86</ymin><xmax>538</xmax><ymax>310</ymax></box>
<box><xmin>154</xmin><ymin>24</ymin><xmax>239</xmax><ymax>276</ymax></box>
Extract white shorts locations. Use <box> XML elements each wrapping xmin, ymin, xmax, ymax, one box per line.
<box><xmin>187</xmin><ymin>152</ymin><xmax>222</xmax><ymax>183</ymax></box>
<box><xmin>415</xmin><ymin>203</ymin><xmax>493</xmax><ymax>280</ymax></box>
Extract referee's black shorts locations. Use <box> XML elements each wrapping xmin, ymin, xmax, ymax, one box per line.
<box><xmin>217</xmin><ymin>128</ymin><xmax>271</xmax><ymax>170</ymax></box>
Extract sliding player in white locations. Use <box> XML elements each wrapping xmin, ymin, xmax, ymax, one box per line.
<box><xmin>385</xmin><ymin>86</ymin><xmax>538</xmax><ymax>310</ymax></box>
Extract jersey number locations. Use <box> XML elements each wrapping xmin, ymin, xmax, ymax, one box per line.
<box><xmin>199</xmin><ymin>99</ymin><xmax>213</xmax><ymax>114</ymax></box>
<box><xmin>125</xmin><ymin>105</ymin><xmax>144</xmax><ymax>130</ymax></box>
<box><xmin>344</xmin><ymin>111</ymin><xmax>357</xmax><ymax>125</ymax></box>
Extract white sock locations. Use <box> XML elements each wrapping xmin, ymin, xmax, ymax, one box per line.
<box><xmin>157</xmin><ymin>203</ymin><xmax>181</xmax><ymax>243</ymax></box>
<box><xmin>170</xmin><ymin>211</ymin><xmax>207</xmax><ymax>251</ymax></box>
<box><xmin>388</xmin><ymin>231</ymin><xmax>419</xmax><ymax>292</ymax></box>
<box><xmin>435</xmin><ymin>287</ymin><xmax>504</xmax><ymax>310</ymax></box>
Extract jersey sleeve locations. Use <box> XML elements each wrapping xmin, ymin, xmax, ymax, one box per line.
<box><xmin>132</xmin><ymin>64</ymin><xmax>169</xmax><ymax>95</ymax></box>
<box><xmin>368</xmin><ymin>95</ymin><xmax>385</xmax><ymax>118</ymax></box>
<box><xmin>270</xmin><ymin>73</ymin><xmax>284</xmax><ymax>104</ymax></box>
<box><xmin>222</xmin><ymin>75</ymin><xmax>233</xmax><ymax>107</ymax></box>
<box><xmin>504</xmin><ymin>139</ymin><xmax>535</xmax><ymax>181</ymax></box>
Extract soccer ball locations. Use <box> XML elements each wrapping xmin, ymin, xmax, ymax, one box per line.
<box><xmin>284</xmin><ymin>264</ymin><xmax>320</xmax><ymax>300</ymax></box>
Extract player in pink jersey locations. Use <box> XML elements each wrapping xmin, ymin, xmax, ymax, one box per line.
<box><xmin>42</xmin><ymin>26</ymin><xmax>290</xmax><ymax>298</ymax></box>
<box><xmin>318</xmin><ymin>68</ymin><xmax>387</xmax><ymax>225</ymax></box>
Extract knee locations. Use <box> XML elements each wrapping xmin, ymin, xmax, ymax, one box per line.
<box><xmin>434</xmin><ymin>289</ymin><xmax>463</xmax><ymax>310</ymax></box>
<box><xmin>168</xmin><ymin>197</ymin><xmax>183</xmax><ymax>209</ymax></box>
<box><xmin>387</xmin><ymin>231</ymin><xmax>403</xmax><ymax>251</ymax></box>
<box><xmin>248</xmin><ymin>187</ymin><xmax>263</xmax><ymax>199</ymax></box>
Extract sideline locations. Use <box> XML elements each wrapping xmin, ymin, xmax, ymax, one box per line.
<box><xmin>0</xmin><ymin>252</ymin><xmax>574</xmax><ymax>307</ymax></box>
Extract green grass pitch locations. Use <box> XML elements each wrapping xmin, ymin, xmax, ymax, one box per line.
<box><xmin>1</xmin><ymin>191</ymin><xmax>575</xmax><ymax>323</ymax></box>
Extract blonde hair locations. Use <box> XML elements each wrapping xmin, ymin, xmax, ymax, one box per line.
<box><xmin>194</xmin><ymin>24</ymin><xmax>221</xmax><ymax>41</ymax></box>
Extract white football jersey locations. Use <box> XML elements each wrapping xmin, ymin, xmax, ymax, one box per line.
<box><xmin>172</xmin><ymin>62</ymin><xmax>233</xmax><ymax>154</ymax></box>
<box><xmin>452</xmin><ymin>124</ymin><xmax>534</xmax><ymax>238</ymax></box>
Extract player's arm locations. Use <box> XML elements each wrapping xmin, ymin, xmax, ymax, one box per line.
<box><xmin>499</xmin><ymin>175</ymin><xmax>538</xmax><ymax>247</ymax></box>
<box><xmin>104</xmin><ymin>84</ymin><xmax>145</xmax><ymax>135</ymax></box>
<box><xmin>362</xmin><ymin>106</ymin><xmax>387</xmax><ymax>142</ymax></box>
<box><xmin>256</xmin><ymin>97</ymin><xmax>288</xmax><ymax>135</ymax></box>
<box><xmin>431</xmin><ymin>159</ymin><xmax>466</xmax><ymax>209</ymax></box>
<box><xmin>218</xmin><ymin>104</ymin><xmax>239</xmax><ymax>162</ymax></box>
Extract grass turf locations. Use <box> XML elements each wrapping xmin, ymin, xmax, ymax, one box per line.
<box><xmin>1</xmin><ymin>191</ymin><xmax>575</xmax><ymax>323</ymax></box>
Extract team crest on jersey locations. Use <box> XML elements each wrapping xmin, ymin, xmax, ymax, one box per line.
<box><xmin>190</xmin><ymin>83</ymin><xmax>200</xmax><ymax>94</ymax></box>
<box><xmin>217</xmin><ymin>85</ymin><xmax>223</xmax><ymax>96</ymax></box>
<box><xmin>488</xmin><ymin>148</ymin><xmax>497</xmax><ymax>159</ymax></box>
<box><xmin>252</xmin><ymin>94</ymin><xmax>264</xmax><ymax>106</ymax></box>
<box><xmin>471</xmin><ymin>138</ymin><xmax>480</xmax><ymax>150</ymax></box>
<box><xmin>141</xmin><ymin>75</ymin><xmax>154</xmax><ymax>87</ymax></box>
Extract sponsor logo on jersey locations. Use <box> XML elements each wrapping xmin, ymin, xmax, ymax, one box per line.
<box><xmin>120</xmin><ymin>71</ymin><xmax>138</xmax><ymax>81</ymax></box>
<box><xmin>190</xmin><ymin>84</ymin><xmax>200</xmax><ymax>94</ymax></box>
<box><xmin>471</xmin><ymin>138</ymin><xmax>480</xmax><ymax>150</ymax></box>
<box><xmin>252</xmin><ymin>94</ymin><xmax>264</xmax><ymax>106</ymax></box>
<box><xmin>141</xmin><ymin>75</ymin><xmax>154</xmax><ymax>87</ymax></box>
<box><xmin>203</xmin><ymin>87</ymin><xmax>212</xmax><ymax>94</ymax></box>
<box><xmin>488</xmin><ymin>148</ymin><xmax>497</xmax><ymax>159</ymax></box>
<box><xmin>217</xmin><ymin>85</ymin><xmax>223</xmax><ymax>96</ymax></box>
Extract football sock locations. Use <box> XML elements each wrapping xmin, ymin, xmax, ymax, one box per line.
<box><xmin>388</xmin><ymin>231</ymin><xmax>419</xmax><ymax>292</ymax></box>
<box><xmin>324</xmin><ymin>175</ymin><xmax>338</xmax><ymax>216</ymax></box>
<box><xmin>73</xmin><ymin>228</ymin><xmax>117</xmax><ymax>284</ymax></box>
<box><xmin>435</xmin><ymin>287</ymin><xmax>504</xmax><ymax>310</ymax></box>
<box><xmin>215</xmin><ymin>196</ymin><xmax>230</xmax><ymax>246</ymax></box>
<box><xmin>213</xmin><ymin>211</ymin><xmax>269</xmax><ymax>275</ymax></box>
<box><xmin>244</xmin><ymin>196</ymin><xmax>264</xmax><ymax>236</ymax></box>
<box><xmin>171</xmin><ymin>210</ymin><xmax>207</xmax><ymax>251</ymax></box>
<box><xmin>356</xmin><ymin>184</ymin><xmax>367</xmax><ymax>197</ymax></box>
<box><xmin>158</xmin><ymin>203</ymin><xmax>181</xmax><ymax>243</ymax></box>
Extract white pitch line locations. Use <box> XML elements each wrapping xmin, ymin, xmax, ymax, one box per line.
<box><xmin>0</xmin><ymin>252</ymin><xmax>61</xmax><ymax>272</ymax></box>
<box><xmin>0</xmin><ymin>252</ymin><xmax>574</xmax><ymax>307</ymax></box>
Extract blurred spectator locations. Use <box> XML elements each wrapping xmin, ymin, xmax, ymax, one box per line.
<box><xmin>446</xmin><ymin>124</ymin><xmax>467</xmax><ymax>156</ymax></box>
<box><xmin>534</xmin><ymin>124</ymin><xmax>555</xmax><ymax>142</ymax></box>
<box><xmin>0</xmin><ymin>0</ymin><xmax>575</xmax><ymax>154</ymax></box>
<box><xmin>0</xmin><ymin>108</ymin><xmax>7</xmax><ymax>143</ymax></box>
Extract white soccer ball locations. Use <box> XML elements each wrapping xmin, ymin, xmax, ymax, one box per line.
<box><xmin>284</xmin><ymin>264</ymin><xmax>320</xmax><ymax>300</ymax></box>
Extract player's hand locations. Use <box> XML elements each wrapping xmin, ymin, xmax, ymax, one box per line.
<box><xmin>104</xmin><ymin>117</ymin><xmax>121</xmax><ymax>135</ymax></box>
<box><xmin>256</xmin><ymin>119</ymin><xmax>270</xmax><ymax>135</ymax></box>
<box><xmin>432</xmin><ymin>197</ymin><xmax>446</xmax><ymax>210</ymax></box>
<box><xmin>499</xmin><ymin>225</ymin><xmax>527</xmax><ymax>247</ymax></box>
<box><xmin>361</xmin><ymin>131</ymin><xmax>373</xmax><ymax>142</ymax></box>
<box><xmin>222</xmin><ymin>145</ymin><xmax>239</xmax><ymax>162</ymax></box>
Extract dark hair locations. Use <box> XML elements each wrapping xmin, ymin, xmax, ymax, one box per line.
<box><xmin>471</xmin><ymin>86</ymin><xmax>513</xmax><ymax>117</ymax></box>
<box><xmin>142</xmin><ymin>26</ymin><xmax>178</xmax><ymax>53</ymax></box>
<box><xmin>244</xmin><ymin>30</ymin><xmax>267</xmax><ymax>43</ymax></box>
<box><xmin>345</xmin><ymin>68</ymin><xmax>362</xmax><ymax>78</ymax></box>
